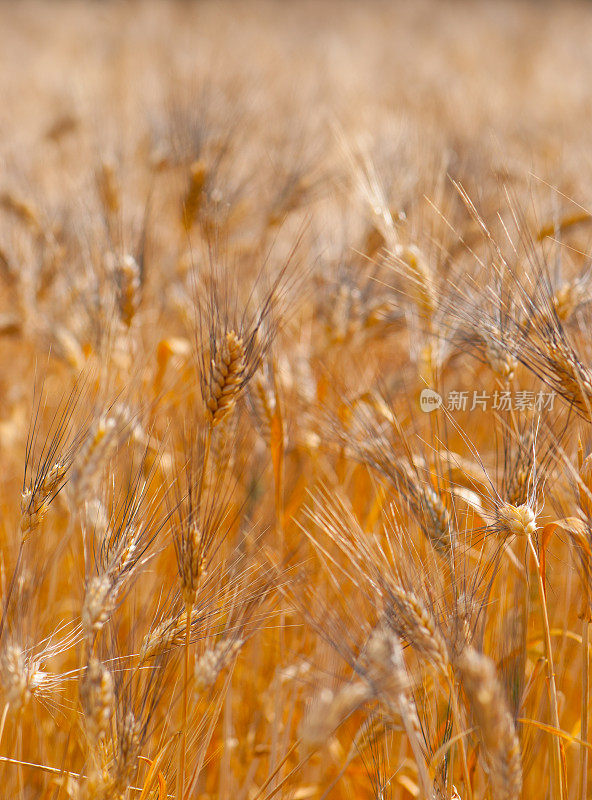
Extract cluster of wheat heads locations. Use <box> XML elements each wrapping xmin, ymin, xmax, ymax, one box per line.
<box><xmin>4</xmin><ymin>1</ymin><xmax>592</xmax><ymax>799</ymax></box>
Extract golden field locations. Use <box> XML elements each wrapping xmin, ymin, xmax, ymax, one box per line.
<box><xmin>3</xmin><ymin>2</ymin><xmax>592</xmax><ymax>799</ymax></box>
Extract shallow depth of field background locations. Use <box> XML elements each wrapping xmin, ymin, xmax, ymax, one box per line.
<box><xmin>2</xmin><ymin>2</ymin><xmax>592</xmax><ymax>799</ymax></box>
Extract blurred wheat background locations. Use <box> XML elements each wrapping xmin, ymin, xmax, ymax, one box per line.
<box><xmin>3</xmin><ymin>1</ymin><xmax>592</xmax><ymax>799</ymax></box>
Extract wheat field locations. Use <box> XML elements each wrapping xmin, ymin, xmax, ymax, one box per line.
<box><xmin>3</xmin><ymin>1</ymin><xmax>592</xmax><ymax>798</ymax></box>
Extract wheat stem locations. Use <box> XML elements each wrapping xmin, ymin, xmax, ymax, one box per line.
<box><xmin>448</xmin><ymin>672</ymin><xmax>474</xmax><ymax>800</ymax></box>
<box><xmin>580</xmin><ymin>618</ymin><xmax>590</xmax><ymax>800</ymax></box>
<box><xmin>0</xmin><ymin>542</ymin><xmax>23</xmax><ymax>645</ymax></box>
<box><xmin>197</xmin><ymin>427</ymin><xmax>212</xmax><ymax>511</ymax></box>
<box><xmin>177</xmin><ymin>601</ymin><xmax>193</xmax><ymax>800</ymax></box>
<box><xmin>527</xmin><ymin>533</ymin><xmax>565</xmax><ymax>800</ymax></box>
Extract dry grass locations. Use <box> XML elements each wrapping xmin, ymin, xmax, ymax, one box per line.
<box><xmin>3</xmin><ymin>1</ymin><xmax>592</xmax><ymax>798</ymax></box>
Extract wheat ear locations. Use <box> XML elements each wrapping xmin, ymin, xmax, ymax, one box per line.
<box><xmin>206</xmin><ymin>330</ymin><xmax>246</xmax><ymax>427</ymax></box>
<box><xmin>456</xmin><ymin>647</ymin><xmax>522</xmax><ymax>800</ymax></box>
